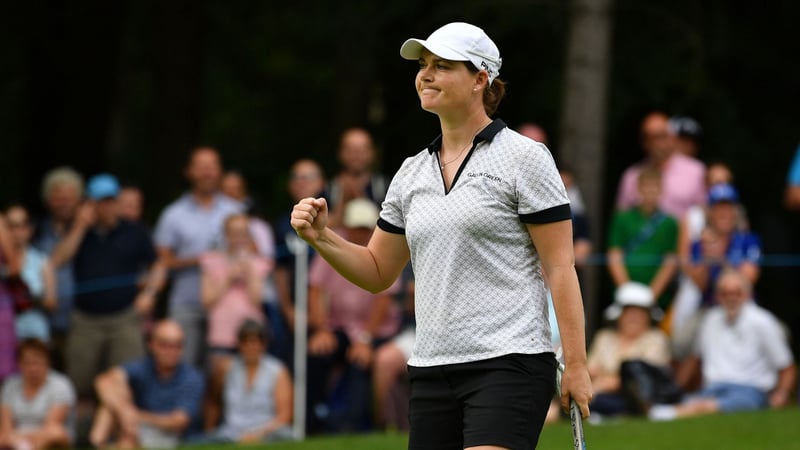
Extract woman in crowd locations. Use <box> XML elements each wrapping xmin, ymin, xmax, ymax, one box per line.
<box><xmin>0</xmin><ymin>339</ymin><xmax>76</xmax><ymax>450</ymax></box>
<box><xmin>203</xmin><ymin>320</ymin><xmax>292</xmax><ymax>444</ymax></box>
<box><xmin>588</xmin><ymin>283</ymin><xmax>671</xmax><ymax>416</ymax></box>
<box><xmin>200</xmin><ymin>214</ymin><xmax>272</xmax><ymax>371</ymax></box>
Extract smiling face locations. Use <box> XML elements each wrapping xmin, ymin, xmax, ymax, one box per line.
<box><xmin>415</xmin><ymin>50</ymin><xmax>484</xmax><ymax>116</ymax></box>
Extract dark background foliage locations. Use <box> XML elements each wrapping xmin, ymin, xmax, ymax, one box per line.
<box><xmin>1</xmin><ymin>0</ymin><xmax>799</xmax><ymax>337</ymax></box>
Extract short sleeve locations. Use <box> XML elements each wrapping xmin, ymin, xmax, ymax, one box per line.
<box><xmin>378</xmin><ymin>158</ymin><xmax>412</xmax><ymax>234</ymax></box>
<box><xmin>0</xmin><ymin>377</ymin><xmax>17</xmax><ymax>406</ymax></box>
<box><xmin>153</xmin><ymin>209</ymin><xmax>178</xmax><ymax>249</ymax></box>
<box><xmin>759</xmin><ymin>314</ymin><xmax>794</xmax><ymax>369</ymax></box>
<box><xmin>516</xmin><ymin>143</ymin><xmax>571</xmax><ymax>224</ymax></box>
<box><xmin>50</xmin><ymin>373</ymin><xmax>76</xmax><ymax>406</ymax></box>
<box><xmin>607</xmin><ymin>212</ymin><xmax>625</xmax><ymax>249</ymax></box>
<box><xmin>174</xmin><ymin>370</ymin><xmax>205</xmax><ymax>419</ymax></box>
<box><xmin>664</xmin><ymin>217</ymin><xmax>679</xmax><ymax>253</ymax></box>
<box><xmin>122</xmin><ymin>359</ymin><xmax>146</xmax><ymax>386</ymax></box>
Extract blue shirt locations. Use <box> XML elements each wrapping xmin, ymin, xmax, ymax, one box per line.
<box><xmin>123</xmin><ymin>356</ymin><xmax>204</xmax><ymax>420</ymax></box>
<box><xmin>33</xmin><ymin>218</ymin><xmax>75</xmax><ymax>333</ymax></box>
<box><xmin>154</xmin><ymin>193</ymin><xmax>242</xmax><ymax>311</ymax></box>
<box><xmin>787</xmin><ymin>144</ymin><xmax>800</xmax><ymax>185</ymax></box>
<box><xmin>691</xmin><ymin>231</ymin><xmax>762</xmax><ymax>305</ymax></box>
<box><xmin>74</xmin><ymin>220</ymin><xmax>156</xmax><ymax>314</ymax></box>
<box><xmin>21</xmin><ymin>246</ymin><xmax>48</xmax><ymax>299</ymax></box>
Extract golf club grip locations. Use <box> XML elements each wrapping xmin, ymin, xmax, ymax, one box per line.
<box><xmin>569</xmin><ymin>399</ymin><xmax>586</xmax><ymax>450</ymax></box>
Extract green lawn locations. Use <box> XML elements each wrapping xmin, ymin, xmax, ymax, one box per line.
<box><xmin>212</xmin><ymin>408</ymin><xmax>800</xmax><ymax>449</ymax></box>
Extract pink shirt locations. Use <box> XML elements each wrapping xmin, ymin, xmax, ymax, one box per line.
<box><xmin>309</xmin><ymin>254</ymin><xmax>401</xmax><ymax>342</ymax></box>
<box><xmin>616</xmin><ymin>153</ymin><xmax>706</xmax><ymax>219</ymax></box>
<box><xmin>201</xmin><ymin>251</ymin><xmax>272</xmax><ymax>348</ymax></box>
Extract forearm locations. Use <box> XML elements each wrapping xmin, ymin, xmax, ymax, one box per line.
<box><xmin>0</xmin><ymin>406</ymin><xmax>14</xmax><ymax>435</ymax></box>
<box><xmin>686</xmin><ymin>264</ymin><xmax>709</xmax><ymax>291</ymax></box>
<box><xmin>137</xmin><ymin>410</ymin><xmax>188</xmax><ymax>432</ymax></box>
<box><xmin>246</xmin><ymin>272</ymin><xmax>264</xmax><ymax>306</ymax></box>
<box><xmin>95</xmin><ymin>371</ymin><xmax>133</xmax><ymax>414</ymax></box>
<box><xmin>607</xmin><ymin>249</ymin><xmax>629</xmax><ymax>286</ymax></box>
<box><xmin>142</xmin><ymin>261</ymin><xmax>167</xmax><ymax>295</ymax></box>
<box><xmin>50</xmin><ymin>225</ymin><xmax>87</xmax><ymax>267</ymax></box>
<box><xmin>549</xmin><ymin>265</ymin><xmax>587</xmax><ymax>367</ymax></box>
<box><xmin>774</xmin><ymin>365</ymin><xmax>797</xmax><ymax>397</ymax></box>
<box><xmin>649</xmin><ymin>255</ymin><xmax>678</xmax><ymax>299</ymax></box>
<box><xmin>310</xmin><ymin>228</ymin><xmax>392</xmax><ymax>293</ymax></box>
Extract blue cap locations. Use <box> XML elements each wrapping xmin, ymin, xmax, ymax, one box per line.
<box><xmin>86</xmin><ymin>173</ymin><xmax>121</xmax><ymax>200</ymax></box>
<box><xmin>708</xmin><ymin>183</ymin><xmax>739</xmax><ymax>205</ymax></box>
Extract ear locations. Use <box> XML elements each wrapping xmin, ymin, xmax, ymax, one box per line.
<box><xmin>473</xmin><ymin>70</ymin><xmax>490</xmax><ymax>92</ymax></box>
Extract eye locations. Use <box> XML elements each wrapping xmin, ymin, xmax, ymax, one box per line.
<box><xmin>435</xmin><ymin>63</ymin><xmax>449</xmax><ymax>70</ymax></box>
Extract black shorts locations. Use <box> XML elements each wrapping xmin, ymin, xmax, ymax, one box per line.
<box><xmin>407</xmin><ymin>352</ymin><xmax>556</xmax><ymax>450</ymax></box>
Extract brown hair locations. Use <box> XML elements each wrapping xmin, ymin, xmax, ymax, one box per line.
<box><xmin>17</xmin><ymin>338</ymin><xmax>50</xmax><ymax>361</ymax></box>
<box><xmin>465</xmin><ymin>62</ymin><xmax>506</xmax><ymax>116</ymax></box>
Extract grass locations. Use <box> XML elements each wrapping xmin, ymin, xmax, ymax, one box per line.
<box><xmin>197</xmin><ymin>408</ymin><xmax>800</xmax><ymax>449</ymax></box>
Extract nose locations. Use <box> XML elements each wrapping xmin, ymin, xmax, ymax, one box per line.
<box><xmin>418</xmin><ymin>65</ymin><xmax>433</xmax><ymax>82</ymax></box>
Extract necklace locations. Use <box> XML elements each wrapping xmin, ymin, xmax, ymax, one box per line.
<box><xmin>439</xmin><ymin>121</ymin><xmax>492</xmax><ymax>170</ymax></box>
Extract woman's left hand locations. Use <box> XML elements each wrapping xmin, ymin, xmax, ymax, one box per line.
<box><xmin>560</xmin><ymin>363</ymin><xmax>593</xmax><ymax>418</ymax></box>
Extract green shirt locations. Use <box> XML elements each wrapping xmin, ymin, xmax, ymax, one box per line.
<box><xmin>607</xmin><ymin>208</ymin><xmax>678</xmax><ymax>304</ymax></box>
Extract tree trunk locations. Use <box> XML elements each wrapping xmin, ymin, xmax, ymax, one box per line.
<box><xmin>558</xmin><ymin>0</ymin><xmax>614</xmax><ymax>337</ymax></box>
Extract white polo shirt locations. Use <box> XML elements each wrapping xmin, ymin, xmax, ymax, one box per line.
<box><xmin>695</xmin><ymin>301</ymin><xmax>793</xmax><ymax>391</ymax></box>
<box><xmin>378</xmin><ymin>119</ymin><xmax>571</xmax><ymax>367</ymax></box>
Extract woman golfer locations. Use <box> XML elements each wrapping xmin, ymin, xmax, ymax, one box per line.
<box><xmin>292</xmin><ymin>22</ymin><xmax>592</xmax><ymax>450</ymax></box>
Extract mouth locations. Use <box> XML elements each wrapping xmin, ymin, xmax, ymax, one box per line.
<box><xmin>420</xmin><ymin>87</ymin><xmax>440</xmax><ymax>96</ymax></box>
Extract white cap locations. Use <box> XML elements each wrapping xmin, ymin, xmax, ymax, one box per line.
<box><xmin>342</xmin><ymin>199</ymin><xmax>380</xmax><ymax>229</ymax></box>
<box><xmin>400</xmin><ymin>22</ymin><xmax>502</xmax><ymax>85</ymax></box>
<box><xmin>604</xmin><ymin>281</ymin><xmax>662</xmax><ymax>321</ymax></box>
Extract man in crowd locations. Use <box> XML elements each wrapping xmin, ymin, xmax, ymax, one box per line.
<box><xmin>33</xmin><ymin>167</ymin><xmax>84</xmax><ymax>369</ymax></box>
<box><xmin>91</xmin><ymin>320</ymin><xmax>204</xmax><ymax>449</ymax></box>
<box><xmin>616</xmin><ymin>111</ymin><xmax>706</xmax><ymax>219</ymax></box>
<box><xmin>326</xmin><ymin>128</ymin><xmax>387</xmax><ymax>227</ymax></box>
<box><xmin>50</xmin><ymin>174</ymin><xmax>164</xmax><ymax>417</ymax></box>
<box><xmin>649</xmin><ymin>270</ymin><xmax>795</xmax><ymax>420</ymax></box>
<box><xmin>154</xmin><ymin>147</ymin><xmax>242</xmax><ymax>366</ymax></box>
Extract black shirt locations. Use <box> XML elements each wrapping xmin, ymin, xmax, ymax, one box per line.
<box><xmin>74</xmin><ymin>220</ymin><xmax>156</xmax><ymax>315</ymax></box>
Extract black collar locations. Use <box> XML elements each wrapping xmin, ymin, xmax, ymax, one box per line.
<box><xmin>426</xmin><ymin>119</ymin><xmax>507</xmax><ymax>154</ymax></box>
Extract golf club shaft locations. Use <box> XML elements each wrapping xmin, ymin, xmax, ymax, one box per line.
<box><xmin>569</xmin><ymin>398</ymin><xmax>586</xmax><ymax>450</ymax></box>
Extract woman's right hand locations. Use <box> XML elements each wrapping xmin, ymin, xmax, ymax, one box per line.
<box><xmin>290</xmin><ymin>197</ymin><xmax>329</xmax><ymax>243</ymax></box>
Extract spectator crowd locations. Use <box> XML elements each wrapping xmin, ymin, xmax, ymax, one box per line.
<box><xmin>0</xmin><ymin>114</ymin><xmax>796</xmax><ymax>448</ymax></box>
